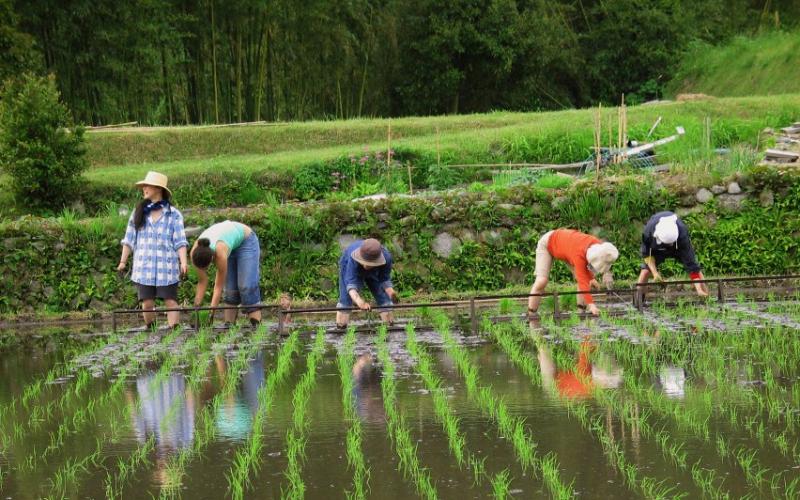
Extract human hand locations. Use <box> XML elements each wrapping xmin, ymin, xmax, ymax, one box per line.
<box><xmin>180</xmin><ymin>262</ymin><xmax>188</xmax><ymax>278</ymax></box>
<box><xmin>589</xmin><ymin>279</ymin><xmax>601</xmax><ymax>290</ymax></box>
<box><xmin>653</xmin><ymin>272</ymin><xmax>664</xmax><ymax>282</ymax></box>
<box><xmin>588</xmin><ymin>304</ymin><xmax>600</xmax><ymax>316</ymax></box>
<box><xmin>357</xmin><ymin>300</ymin><xmax>372</xmax><ymax>311</ymax></box>
<box><xmin>602</xmin><ymin>273</ymin><xmax>614</xmax><ymax>290</ymax></box>
<box><xmin>117</xmin><ymin>261</ymin><xmax>126</xmax><ymax>272</ymax></box>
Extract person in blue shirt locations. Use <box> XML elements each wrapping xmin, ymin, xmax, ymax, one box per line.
<box><xmin>638</xmin><ymin>211</ymin><xmax>709</xmax><ymax>297</ymax></box>
<box><xmin>336</xmin><ymin>238</ymin><xmax>398</xmax><ymax>328</ymax></box>
<box><xmin>118</xmin><ymin>171</ymin><xmax>188</xmax><ymax>330</ymax></box>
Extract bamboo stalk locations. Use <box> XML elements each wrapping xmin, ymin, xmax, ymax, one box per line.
<box><xmin>594</xmin><ymin>104</ymin><xmax>602</xmax><ymax>181</ymax></box>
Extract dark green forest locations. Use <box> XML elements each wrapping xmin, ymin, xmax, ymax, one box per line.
<box><xmin>1</xmin><ymin>0</ymin><xmax>798</xmax><ymax>125</ymax></box>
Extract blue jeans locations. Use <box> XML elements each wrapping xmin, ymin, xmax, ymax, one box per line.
<box><xmin>337</xmin><ymin>274</ymin><xmax>393</xmax><ymax>312</ymax></box>
<box><xmin>223</xmin><ymin>233</ymin><xmax>261</xmax><ymax>312</ymax></box>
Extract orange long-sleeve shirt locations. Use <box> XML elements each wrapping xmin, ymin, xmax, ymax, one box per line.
<box><xmin>546</xmin><ymin>229</ymin><xmax>600</xmax><ymax>304</ymax></box>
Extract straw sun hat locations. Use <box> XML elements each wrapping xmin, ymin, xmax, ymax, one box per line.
<box><xmin>135</xmin><ymin>171</ymin><xmax>172</xmax><ymax>197</ymax></box>
<box><xmin>352</xmin><ymin>238</ymin><xmax>386</xmax><ymax>266</ymax></box>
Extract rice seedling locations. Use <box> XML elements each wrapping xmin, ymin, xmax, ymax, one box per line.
<box><xmin>490</xmin><ymin>469</ymin><xmax>513</xmax><ymax>499</ymax></box>
<box><xmin>280</xmin><ymin>330</ymin><xmax>326</xmax><ymax>500</ymax></box>
<box><xmin>337</xmin><ymin>327</ymin><xmax>370</xmax><ymax>499</ymax></box>
<box><xmin>375</xmin><ymin>325</ymin><xmax>438</xmax><ymax>500</ymax></box>
<box><xmin>224</xmin><ymin>328</ymin><xmax>301</xmax><ymax>500</ymax></box>
<box><xmin>431</xmin><ymin>311</ymin><xmax>574</xmax><ymax>499</ymax></box>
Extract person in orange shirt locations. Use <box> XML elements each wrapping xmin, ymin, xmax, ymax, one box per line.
<box><xmin>527</xmin><ymin>229</ymin><xmax>619</xmax><ymax>316</ymax></box>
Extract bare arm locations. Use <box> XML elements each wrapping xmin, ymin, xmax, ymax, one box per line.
<box><xmin>643</xmin><ymin>256</ymin><xmax>662</xmax><ymax>281</ymax></box>
<box><xmin>194</xmin><ymin>268</ymin><xmax>208</xmax><ymax>306</ymax></box>
<box><xmin>210</xmin><ymin>245</ymin><xmax>228</xmax><ymax>308</ymax></box>
<box><xmin>177</xmin><ymin>246</ymin><xmax>188</xmax><ymax>276</ymax></box>
<box><xmin>118</xmin><ymin>244</ymin><xmax>132</xmax><ymax>272</ymax></box>
<box><xmin>348</xmin><ymin>289</ymin><xmax>370</xmax><ymax>310</ymax></box>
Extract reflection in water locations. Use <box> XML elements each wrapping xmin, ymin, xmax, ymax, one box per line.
<box><xmin>530</xmin><ymin>320</ymin><xmax>623</xmax><ymax>399</ymax></box>
<box><xmin>657</xmin><ymin>365</ymin><xmax>686</xmax><ymax>398</ymax></box>
<box><xmin>130</xmin><ymin>372</ymin><xmax>196</xmax><ymax>453</ymax></box>
<box><xmin>215</xmin><ymin>352</ymin><xmax>265</xmax><ymax>440</ymax></box>
<box><xmin>351</xmin><ymin>353</ymin><xmax>386</xmax><ymax>425</ymax></box>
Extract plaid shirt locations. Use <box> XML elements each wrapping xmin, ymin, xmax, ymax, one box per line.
<box><xmin>121</xmin><ymin>206</ymin><xmax>188</xmax><ymax>286</ymax></box>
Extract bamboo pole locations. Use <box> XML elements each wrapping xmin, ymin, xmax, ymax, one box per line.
<box><xmin>594</xmin><ymin>104</ymin><xmax>602</xmax><ymax>181</ymax></box>
<box><xmin>436</xmin><ymin>126</ymin><xmax>441</xmax><ymax>167</ymax></box>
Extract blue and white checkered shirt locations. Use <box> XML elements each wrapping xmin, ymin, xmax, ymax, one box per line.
<box><xmin>121</xmin><ymin>206</ymin><xmax>188</xmax><ymax>286</ymax></box>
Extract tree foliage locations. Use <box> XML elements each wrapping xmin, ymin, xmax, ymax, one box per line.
<box><xmin>2</xmin><ymin>0</ymin><xmax>798</xmax><ymax>125</ymax></box>
<box><xmin>0</xmin><ymin>73</ymin><xmax>87</xmax><ymax>212</ymax></box>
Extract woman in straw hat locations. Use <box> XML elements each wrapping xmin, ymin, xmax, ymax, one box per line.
<box><xmin>638</xmin><ymin>211</ymin><xmax>708</xmax><ymax>297</ymax></box>
<box><xmin>118</xmin><ymin>171</ymin><xmax>188</xmax><ymax>329</ymax></box>
<box><xmin>190</xmin><ymin>220</ymin><xmax>262</xmax><ymax>326</ymax></box>
<box><xmin>336</xmin><ymin>238</ymin><xmax>398</xmax><ymax>329</ymax></box>
<box><xmin>527</xmin><ymin>229</ymin><xmax>618</xmax><ymax>316</ymax></box>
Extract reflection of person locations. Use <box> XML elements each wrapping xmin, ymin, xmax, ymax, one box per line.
<box><xmin>657</xmin><ymin>365</ymin><xmax>686</xmax><ymax>398</ymax></box>
<box><xmin>638</xmin><ymin>212</ymin><xmax>708</xmax><ymax>297</ymax></box>
<box><xmin>351</xmin><ymin>353</ymin><xmax>386</xmax><ymax>424</ymax></box>
<box><xmin>118</xmin><ymin>171</ymin><xmax>188</xmax><ymax>329</ymax></box>
<box><xmin>527</xmin><ymin>229</ymin><xmax>618</xmax><ymax>316</ymax></box>
<box><xmin>531</xmin><ymin>321</ymin><xmax>622</xmax><ymax>399</ymax></box>
<box><xmin>131</xmin><ymin>372</ymin><xmax>195</xmax><ymax>452</ymax></box>
<box><xmin>215</xmin><ymin>351</ymin><xmax>265</xmax><ymax>440</ymax></box>
<box><xmin>336</xmin><ymin>239</ymin><xmax>398</xmax><ymax>328</ymax></box>
<box><xmin>191</xmin><ymin>220</ymin><xmax>262</xmax><ymax>326</ymax></box>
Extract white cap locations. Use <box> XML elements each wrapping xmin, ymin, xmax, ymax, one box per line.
<box><xmin>654</xmin><ymin>214</ymin><xmax>679</xmax><ymax>245</ymax></box>
<box><xmin>586</xmin><ymin>242</ymin><xmax>619</xmax><ymax>275</ymax></box>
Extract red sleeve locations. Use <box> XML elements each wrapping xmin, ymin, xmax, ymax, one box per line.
<box><xmin>574</xmin><ymin>261</ymin><xmax>594</xmax><ymax>304</ymax></box>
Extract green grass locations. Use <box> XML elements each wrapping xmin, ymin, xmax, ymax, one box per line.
<box><xmin>86</xmin><ymin>95</ymin><xmax>800</xmax><ymax>184</ymax></box>
<box><xmin>667</xmin><ymin>31</ymin><xmax>800</xmax><ymax>98</ymax></box>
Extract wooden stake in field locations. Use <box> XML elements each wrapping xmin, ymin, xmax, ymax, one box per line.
<box><xmin>594</xmin><ymin>104</ymin><xmax>602</xmax><ymax>182</ymax></box>
<box><xmin>436</xmin><ymin>127</ymin><xmax>441</xmax><ymax>167</ymax></box>
<box><xmin>387</xmin><ymin>122</ymin><xmax>392</xmax><ymax>188</ymax></box>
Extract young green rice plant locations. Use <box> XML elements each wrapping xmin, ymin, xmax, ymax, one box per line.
<box><xmin>224</xmin><ymin>328</ymin><xmax>301</xmax><ymax>500</ymax></box>
<box><xmin>337</xmin><ymin>327</ymin><xmax>370</xmax><ymax>500</ymax></box>
<box><xmin>490</xmin><ymin>469</ymin><xmax>513</xmax><ymax>499</ymax></box>
<box><xmin>280</xmin><ymin>330</ymin><xmax>326</xmax><ymax>500</ymax></box>
<box><xmin>375</xmin><ymin>325</ymin><xmax>438</xmax><ymax>500</ymax></box>
<box><xmin>432</xmin><ymin>311</ymin><xmax>574</xmax><ymax>499</ymax></box>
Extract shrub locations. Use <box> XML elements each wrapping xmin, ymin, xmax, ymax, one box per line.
<box><xmin>0</xmin><ymin>73</ymin><xmax>87</xmax><ymax>213</ymax></box>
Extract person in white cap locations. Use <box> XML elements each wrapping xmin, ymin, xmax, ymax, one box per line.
<box><xmin>527</xmin><ymin>229</ymin><xmax>619</xmax><ymax>316</ymax></box>
<box><xmin>638</xmin><ymin>211</ymin><xmax>708</xmax><ymax>296</ymax></box>
<box><xmin>336</xmin><ymin>238</ymin><xmax>398</xmax><ymax>329</ymax></box>
<box><xmin>118</xmin><ymin>171</ymin><xmax>188</xmax><ymax>330</ymax></box>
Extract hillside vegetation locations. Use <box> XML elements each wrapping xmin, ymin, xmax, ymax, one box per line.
<box><xmin>668</xmin><ymin>31</ymin><xmax>800</xmax><ymax>97</ymax></box>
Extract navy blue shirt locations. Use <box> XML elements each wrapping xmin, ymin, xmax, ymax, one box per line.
<box><xmin>641</xmin><ymin>211</ymin><xmax>701</xmax><ymax>273</ymax></box>
<box><xmin>339</xmin><ymin>240</ymin><xmax>394</xmax><ymax>292</ymax></box>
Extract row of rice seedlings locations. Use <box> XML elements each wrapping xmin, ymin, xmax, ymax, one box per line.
<box><xmin>374</xmin><ymin>325</ymin><xmax>438</xmax><ymax>500</ymax></box>
<box><xmin>104</xmin><ymin>326</ymin><xmax>222</xmax><ymax>498</ymax></box>
<box><xmin>1</xmin><ymin>331</ymin><xmax>140</xmax><ymax>448</ymax></box>
<box><xmin>35</xmin><ymin>328</ymin><xmax>202</xmax><ymax>496</ymax></box>
<box><xmin>603</xmin><ymin>307</ymin><xmax>799</xmax><ymax>434</ymax></box>
<box><xmin>337</xmin><ymin>327</ymin><xmax>370</xmax><ymax>499</ymax></box>
<box><xmin>160</xmin><ymin>327</ymin><xmax>298</xmax><ymax>498</ymax></box>
<box><xmin>0</xmin><ymin>330</ymin><xmax>124</xmax><ymax>423</ymax></box>
<box><xmin>605</xmin><ymin>306</ymin><xmax>800</xmax><ymax>440</ymax></box>
<box><xmin>486</xmin><ymin>318</ymin><xmax>691</xmax><ymax>499</ymax></box>
<box><xmin>431</xmin><ymin>312</ymin><xmax>574</xmax><ymax>499</ymax></box>
<box><xmin>591</xmin><ymin>315</ymin><xmax>798</xmax><ymax>496</ymax></box>
<box><xmin>405</xmin><ymin>322</ymin><xmax>490</xmax><ymax>485</ymax></box>
<box><xmin>279</xmin><ymin>329</ymin><xmax>327</xmax><ymax>499</ymax></box>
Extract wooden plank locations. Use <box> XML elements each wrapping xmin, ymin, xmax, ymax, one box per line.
<box><xmin>765</xmin><ymin>149</ymin><xmax>799</xmax><ymax>159</ymax></box>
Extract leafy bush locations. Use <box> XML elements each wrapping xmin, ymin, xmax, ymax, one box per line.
<box><xmin>0</xmin><ymin>73</ymin><xmax>87</xmax><ymax>213</ymax></box>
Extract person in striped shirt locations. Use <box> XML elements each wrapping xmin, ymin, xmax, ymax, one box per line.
<box><xmin>118</xmin><ymin>172</ymin><xmax>188</xmax><ymax>329</ymax></box>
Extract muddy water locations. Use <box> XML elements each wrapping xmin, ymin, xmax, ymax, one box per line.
<box><xmin>0</xmin><ymin>314</ymin><xmax>798</xmax><ymax>499</ymax></box>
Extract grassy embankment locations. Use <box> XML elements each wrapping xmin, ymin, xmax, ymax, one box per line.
<box><xmin>667</xmin><ymin>30</ymin><xmax>800</xmax><ymax>98</ymax></box>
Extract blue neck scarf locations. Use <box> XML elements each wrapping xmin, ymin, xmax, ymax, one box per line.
<box><xmin>143</xmin><ymin>199</ymin><xmax>169</xmax><ymax>215</ymax></box>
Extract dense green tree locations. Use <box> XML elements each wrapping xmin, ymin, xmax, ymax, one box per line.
<box><xmin>0</xmin><ymin>0</ymin><xmax>41</xmax><ymax>83</ymax></box>
<box><xmin>0</xmin><ymin>73</ymin><xmax>87</xmax><ymax>212</ymax></box>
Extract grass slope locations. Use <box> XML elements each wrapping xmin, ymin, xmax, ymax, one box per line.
<box><xmin>667</xmin><ymin>31</ymin><xmax>800</xmax><ymax>98</ymax></box>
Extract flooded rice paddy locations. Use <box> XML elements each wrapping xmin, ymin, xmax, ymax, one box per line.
<box><xmin>1</xmin><ymin>299</ymin><xmax>800</xmax><ymax>499</ymax></box>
